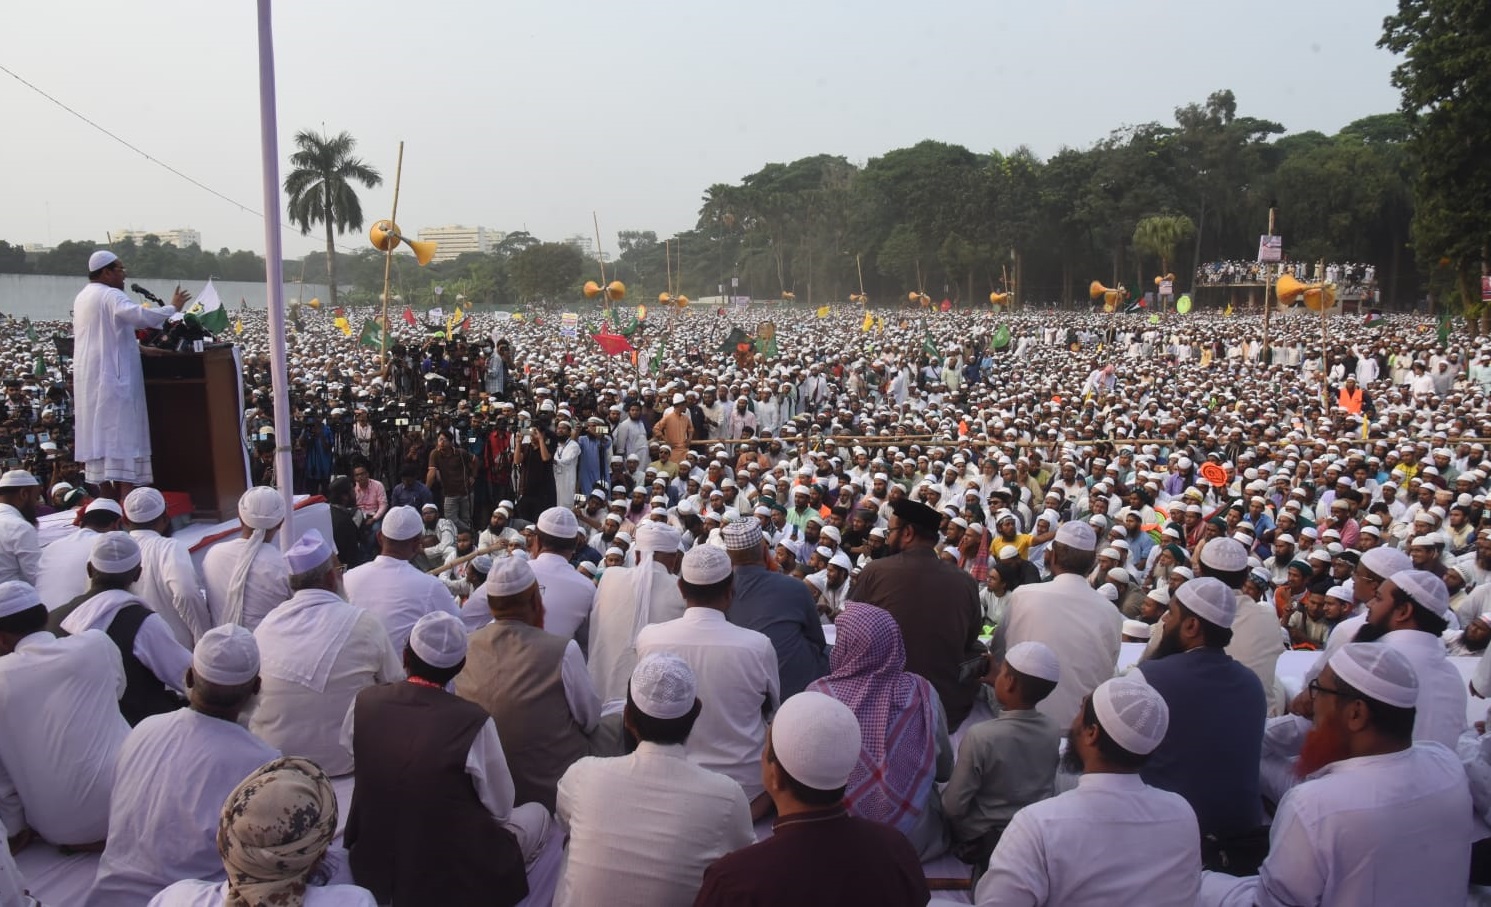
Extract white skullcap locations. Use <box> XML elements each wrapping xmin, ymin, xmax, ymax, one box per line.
<box><xmin>1098</xmin><ymin>583</ymin><xmax>1119</xmax><ymax>602</ymax></box>
<box><xmin>0</xmin><ymin>580</ymin><xmax>41</xmax><ymax>618</ymax></box>
<box><xmin>1199</xmin><ymin>537</ymin><xmax>1248</xmax><ymax>573</ymax></box>
<box><xmin>771</xmin><ymin>691</ymin><xmax>861</xmax><ymax>790</ymax></box>
<box><xmin>237</xmin><ymin>486</ymin><xmax>285</xmax><ymax>530</ymax></box>
<box><xmin>722</xmin><ymin>520</ymin><xmax>763</xmax><ymax>550</ymax></box>
<box><xmin>85</xmin><ymin>497</ymin><xmax>123</xmax><ymax>516</ymax></box>
<box><xmin>1106</xmin><ymin>567</ymin><xmax>1130</xmax><ymax>584</ymax></box>
<box><xmin>1325</xmin><ymin>585</ymin><xmax>1354</xmax><ymax>603</ymax></box>
<box><xmin>1146</xmin><ymin>586</ymin><xmax>1172</xmax><ymax>604</ymax></box>
<box><xmin>89</xmin><ymin>250</ymin><xmax>119</xmax><ymax>272</ymax></box>
<box><xmin>381</xmin><ymin>506</ymin><xmax>424</xmax><ymax>541</ymax></box>
<box><xmin>284</xmin><ymin>529</ymin><xmax>334</xmax><ymax>574</ymax></box>
<box><xmin>1391</xmin><ymin>569</ymin><xmax>1450</xmax><ymax>617</ymax></box>
<box><xmin>1328</xmin><ymin>642</ymin><xmax>1418</xmax><ymax>708</ymax></box>
<box><xmin>1122</xmin><ymin>619</ymin><xmax>1153</xmax><ymax>639</ymax></box>
<box><xmin>604</xmin><ymin>546</ymin><xmax>625</xmax><ymax>558</ymax></box>
<box><xmin>1175</xmin><ymin>576</ymin><xmax>1237</xmax><ymax>629</ymax></box>
<box><xmin>1006</xmin><ymin>641</ymin><xmax>1060</xmax><ymax>683</ymax></box>
<box><xmin>471</xmin><ymin>554</ymin><xmax>493</xmax><ymax>574</ymax></box>
<box><xmin>629</xmin><ymin>652</ymin><xmax>697</xmax><ymax>720</ymax></box>
<box><xmin>90</xmin><ymin>531</ymin><xmax>141</xmax><ymax>573</ymax></box>
<box><xmin>192</xmin><ymin>624</ymin><xmax>260</xmax><ymax>686</ymax></box>
<box><xmin>487</xmin><ymin>555</ymin><xmax>537</xmax><ymax>597</ymax></box>
<box><xmin>1100</xmin><ymin>546</ymin><xmax>1122</xmax><ymax>560</ymax></box>
<box><xmin>635</xmin><ymin>520</ymin><xmax>681</xmax><ymax>550</ymax></box>
<box><xmin>820</xmin><ymin>525</ymin><xmax>842</xmax><ymax>543</ymax></box>
<box><xmin>1360</xmin><ymin>547</ymin><xmax>1411</xmax><ymax>579</ymax></box>
<box><xmin>124</xmin><ymin>486</ymin><xmax>166</xmax><ymax>522</ymax></box>
<box><xmin>409</xmin><ymin>612</ymin><xmax>467</xmax><ymax>668</ymax></box>
<box><xmin>681</xmin><ymin>544</ymin><xmax>733</xmax><ymax>585</ymax></box>
<box><xmin>536</xmin><ymin>506</ymin><xmax>579</xmax><ymax>537</ymax></box>
<box><xmin>829</xmin><ymin>551</ymin><xmax>853</xmax><ymax>571</ymax></box>
<box><xmin>1092</xmin><ymin>677</ymin><xmax>1169</xmax><ymax>756</ymax></box>
<box><xmin>1054</xmin><ymin>521</ymin><xmax>1096</xmax><ymax>551</ymax></box>
<box><xmin>814</xmin><ymin>545</ymin><xmax>835</xmax><ymax>561</ymax></box>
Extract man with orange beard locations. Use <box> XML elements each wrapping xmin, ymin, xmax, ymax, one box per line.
<box><xmin>1197</xmin><ymin>643</ymin><xmax>1471</xmax><ymax>906</ymax></box>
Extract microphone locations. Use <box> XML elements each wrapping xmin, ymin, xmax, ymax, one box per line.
<box><xmin>130</xmin><ymin>283</ymin><xmax>164</xmax><ymax>305</ymax></box>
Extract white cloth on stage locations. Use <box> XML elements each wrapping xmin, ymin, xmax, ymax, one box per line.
<box><xmin>36</xmin><ymin>527</ymin><xmax>99</xmax><ymax>609</ymax></box>
<box><xmin>248</xmin><ymin>588</ymin><xmax>403</xmax><ymax>777</ymax></box>
<box><xmin>0</xmin><ymin>631</ymin><xmax>130</xmax><ymax>846</ymax></box>
<box><xmin>531</xmin><ymin>552</ymin><xmax>596</xmax><ymax>644</ymax></box>
<box><xmin>201</xmin><ymin>538</ymin><xmax>291</xmax><ymax>631</ymax></box>
<box><xmin>586</xmin><ymin>562</ymin><xmax>687</xmax><ymax>706</ymax></box>
<box><xmin>342</xmin><ymin>555</ymin><xmax>459</xmax><ymax>654</ymax></box>
<box><xmin>88</xmin><ymin>709</ymin><xmax>280</xmax><ymax>907</ymax></box>
<box><xmin>0</xmin><ymin>504</ymin><xmax>40</xmax><ymax>587</ymax></box>
<box><xmin>554</xmin><ymin>742</ymin><xmax>753</xmax><ymax>907</ymax></box>
<box><xmin>148</xmin><ymin>880</ymin><xmax>376</xmax><ymax>906</ymax></box>
<box><xmin>128</xmin><ymin>529</ymin><xmax>210</xmax><ymax>649</ymax></box>
<box><xmin>636</xmin><ymin>608</ymin><xmax>780</xmax><ymax>799</ymax></box>
<box><xmin>72</xmin><ymin>282</ymin><xmax>172</xmax><ymax>484</ymax></box>
<box><xmin>60</xmin><ymin>588</ymin><xmax>190</xmax><ymax>695</ymax></box>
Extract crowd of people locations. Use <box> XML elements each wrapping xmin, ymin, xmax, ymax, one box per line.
<box><xmin>5</xmin><ymin>260</ymin><xmax>1491</xmax><ymax>904</ymax></box>
<box><xmin>1194</xmin><ymin>259</ymin><xmax>1378</xmax><ymax>289</ymax></box>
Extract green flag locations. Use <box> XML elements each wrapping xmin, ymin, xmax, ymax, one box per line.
<box><xmin>618</xmin><ymin>314</ymin><xmax>639</xmax><ymax>337</ymax></box>
<box><xmin>359</xmin><ymin>318</ymin><xmax>384</xmax><ymax>350</ymax></box>
<box><xmin>32</xmin><ymin>355</ymin><xmax>44</xmax><ymax>377</ymax></box>
<box><xmin>992</xmin><ymin>324</ymin><xmax>1011</xmax><ymax>350</ymax></box>
<box><xmin>196</xmin><ymin>306</ymin><xmax>229</xmax><ymax>334</ymax></box>
<box><xmin>1438</xmin><ymin>310</ymin><xmax>1452</xmax><ymax>347</ymax></box>
<box><xmin>753</xmin><ymin>335</ymin><xmax>778</xmax><ymax>359</ymax></box>
<box><xmin>922</xmin><ymin>333</ymin><xmax>941</xmax><ymax>359</ymax></box>
<box><xmin>1148</xmin><ymin>313</ymin><xmax>1161</xmax><ymax>325</ymax></box>
<box><xmin>22</xmin><ymin>319</ymin><xmax>37</xmax><ymax>343</ymax></box>
<box><xmin>650</xmin><ymin>338</ymin><xmax>666</xmax><ymax>375</ymax></box>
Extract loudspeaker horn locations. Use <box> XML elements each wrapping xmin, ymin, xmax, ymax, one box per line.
<box><xmin>369</xmin><ymin>220</ymin><xmax>437</xmax><ymax>266</ymax></box>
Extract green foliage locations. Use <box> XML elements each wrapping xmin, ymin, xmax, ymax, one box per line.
<box><xmin>0</xmin><ymin>241</ymin><xmax>31</xmax><ymax>274</ymax></box>
<box><xmin>284</xmin><ymin>130</ymin><xmax>383</xmax><ymax>309</ymax></box>
<box><xmin>508</xmin><ymin>242</ymin><xmax>585</xmax><ymax>303</ymax></box>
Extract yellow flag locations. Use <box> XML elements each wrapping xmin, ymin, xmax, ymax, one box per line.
<box><xmin>233</xmin><ymin>318</ymin><xmax>243</xmax><ymax>335</ymax></box>
<box><xmin>334</xmin><ymin>315</ymin><xmax>351</xmax><ymax>336</ymax></box>
<box><xmin>875</xmin><ymin>315</ymin><xmax>885</xmax><ymax>332</ymax></box>
<box><xmin>1224</xmin><ymin>303</ymin><xmax>1234</xmax><ymax>317</ymax></box>
<box><xmin>447</xmin><ymin>306</ymin><xmax>464</xmax><ymax>336</ymax></box>
<box><xmin>861</xmin><ymin>311</ymin><xmax>873</xmax><ymax>333</ymax></box>
<box><xmin>816</xmin><ymin>305</ymin><xmax>830</xmax><ymax>319</ymax></box>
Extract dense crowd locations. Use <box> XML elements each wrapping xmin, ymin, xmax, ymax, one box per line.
<box><xmin>5</xmin><ymin>297</ymin><xmax>1491</xmax><ymax>905</ymax></box>
<box><xmin>1194</xmin><ymin>259</ymin><xmax>1378</xmax><ymax>289</ymax></box>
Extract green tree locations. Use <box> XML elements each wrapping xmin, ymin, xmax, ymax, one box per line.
<box><xmin>1132</xmin><ymin>214</ymin><xmax>1197</xmax><ymax>280</ymax></box>
<box><xmin>0</xmin><ymin>241</ymin><xmax>30</xmax><ymax>274</ymax></box>
<box><xmin>509</xmin><ymin>242</ymin><xmax>584</xmax><ymax>302</ymax></box>
<box><xmin>284</xmin><ymin>130</ymin><xmax>383</xmax><ymax>310</ymax></box>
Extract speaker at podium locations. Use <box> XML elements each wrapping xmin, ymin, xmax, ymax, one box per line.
<box><xmin>140</xmin><ymin>344</ymin><xmax>249</xmax><ymax>523</ymax></box>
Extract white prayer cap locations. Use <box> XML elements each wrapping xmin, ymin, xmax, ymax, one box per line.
<box><xmin>1175</xmin><ymin>577</ymin><xmax>1237</xmax><ymax>629</ymax></box>
<box><xmin>1006</xmin><ymin>641</ymin><xmax>1060</xmax><ymax>683</ymax></box>
<box><xmin>471</xmin><ymin>554</ymin><xmax>493</xmax><ymax>574</ymax></box>
<box><xmin>1092</xmin><ymin>677</ymin><xmax>1169</xmax><ymax>756</ymax></box>
<box><xmin>409</xmin><ymin>612</ymin><xmax>467</xmax><ymax>669</ymax></box>
<box><xmin>771</xmin><ymin>691</ymin><xmax>861</xmax><ymax>791</ymax></box>
<box><xmin>380</xmin><ymin>506</ymin><xmax>423</xmax><ymax>541</ymax></box>
<box><xmin>486</xmin><ymin>555</ymin><xmax>536</xmax><ymax>597</ymax></box>
<box><xmin>1391</xmin><ymin>569</ymin><xmax>1450</xmax><ymax>617</ymax></box>
<box><xmin>1098</xmin><ymin>583</ymin><xmax>1119</xmax><ymax>602</ymax></box>
<box><xmin>1325</xmin><ymin>585</ymin><xmax>1354</xmax><ymax>604</ymax></box>
<box><xmin>635</xmin><ymin>520</ymin><xmax>681</xmax><ymax>552</ymax></box>
<box><xmin>1106</xmin><ymin>567</ymin><xmax>1130</xmax><ymax>584</ymax></box>
<box><xmin>88</xmin><ymin>250</ymin><xmax>118</xmax><ymax>272</ymax></box>
<box><xmin>0</xmin><ymin>580</ymin><xmax>41</xmax><ymax>618</ymax></box>
<box><xmin>722</xmin><ymin>520</ymin><xmax>763</xmax><ymax>550</ymax></box>
<box><xmin>1328</xmin><ymin>642</ymin><xmax>1418</xmax><ymax>708</ymax></box>
<box><xmin>1099</xmin><ymin>546</ymin><xmax>1122</xmax><ymax>560</ymax></box>
<box><xmin>238</xmin><ymin>486</ymin><xmax>285</xmax><ymax>530</ymax></box>
<box><xmin>1199</xmin><ymin>537</ymin><xmax>1248</xmax><ymax>573</ymax></box>
<box><xmin>1146</xmin><ymin>586</ymin><xmax>1171</xmax><ymax>604</ymax></box>
<box><xmin>90</xmin><ymin>531</ymin><xmax>141</xmax><ymax>573</ymax></box>
<box><xmin>536</xmin><ymin>506</ymin><xmax>579</xmax><ymax>538</ymax></box>
<box><xmin>829</xmin><ymin>551</ymin><xmax>853</xmax><ymax>571</ymax></box>
<box><xmin>681</xmin><ymin>544</ymin><xmax>732</xmax><ymax>585</ymax></box>
<box><xmin>1121</xmin><ymin>619</ymin><xmax>1152</xmax><ymax>640</ymax></box>
<box><xmin>284</xmin><ymin>529</ymin><xmax>333</xmax><ymax>574</ymax></box>
<box><xmin>124</xmin><ymin>486</ymin><xmax>166</xmax><ymax>522</ymax></box>
<box><xmin>1054</xmin><ymin>521</ymin><xmax>1096</xmax><ymax>551</ymax></box>
<box><xmin>1359</xmin><ymin>547</ymin><xmax>1411</xmax><ymax>580</ymax></box>
<box><xmin>604</xmin><ymin>546</ymin><xmax>625</xmax><ymax>558</ymax></box>
<box><xmin>815</xmin><ymin>545</ymin><xmax>835</xmax><ymax>561</ymax></box>
<box><xmin>0</xmin><ymin>469</ymin><xmax>39</xmax><ymax>490</ymax></box>
<box><xmin>629</xmin><ymin>653</ymin><xmax>697</xmax><ymax>720</ymax></box>
<box><xmin>85</xmin><ymin>497</ymin><xmax>123</xmax><ymax>516</ymax></box>
<box><xmin>192</xmin><ymin>624</ymin><xmax>260</xmax><ymax>686</ymax></box>
<box><xmin>421</xmin><ymin>503</ymin><xmax>440</xmax><ymax>513</ymax></box>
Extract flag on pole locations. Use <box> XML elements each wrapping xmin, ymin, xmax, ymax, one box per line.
<box><xmin>32</xmin><ymin>355</ymin><xmax>45</xmax><ymax>377</ymax></box>
<box><xmin>22</xmin><ymin>319</ymin><xmax>37</xmax><ymax>342</ymax></box>
<box><xmin>447</xmin><ymin>306</ymin><xmax>465</xmax><ymax>337</ymax></box>
<box><xmin>922</xmin><ymin>333</ymin><xmax>941</xmax><ymax>359</ymax></box>
<box><xmin>861</xmin><ymin>311</ymin><xmax>874</xmax><ymax>333</ymax></box>
<box><xmin>992</xmin><ymin>325</ymin><xmax>1011</xmax><ymax>350</ymax></box>
<box><xmin>359</xmin><ymin>318</ymin><xmax>384</xmax><ymax>349</ymax></box>
<box><xmin>591</xmin><ymin>332</ymin><xmax>636</xmax><ymax>356</ymax></box>
<box><xmin>234</xmin><ymin>317</ymin><xmax>244</xmax><ymax>335</ymax></box>
<box><xmin>650</xmin><ymin>338</ymin><xmax>666</xmax><ymax>374</ymax></box>
<box><xmin>1364</xmin><ymin>309</ymin><xmax>1384</xmax><ymax>328</ymax></box>
<box><xmin>191</xmin><ymin>279</ymin><xmax>229</xmax><ymax>334</ymax></box>
<box><xmin>875</xmin><ymin>315</ymin><xmax>885</xmax><ymax>333</ymax></box>
<box><xmin>816</xmin><ymin>305</ymin><xmax>830</xmax><ymax>319</ymax></box>
<box><xmin>402</xmin><ymin>306</ymin><xmax>416</xmax><ymax>327</ymax></box>
<box><xmin>1438</xmin><ymin>310</ymin><xmax>1452</xmax><ymax>346</ymax></box>
<box><xmin>333</xmin><ymin>311</ymin><xmax>352</xmax><ymax>337</ymax></box>
<box><xmin>1223</xmin><ymin>303</ymin><xmax>1234</xmax><ymax>317</ymax></box>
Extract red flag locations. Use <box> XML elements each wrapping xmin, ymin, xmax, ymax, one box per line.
<box><xmin>333</xmin><ymin>307</ymin><xmax>346</xmax><ymax>319</ymax></box>
<box><xmin>591</xmin><ymin>333</ymin><xmax>636</xmax><ymax>356</ymax></box>
<box><xmin>402</xmin><ymin>306</ymin><xmax>416</xmax><ymax>327</ymax></box>
<box><xmin>460</xmin><ymin>316</ymin><xmax>471</xmax><ymax>333</ymax></box>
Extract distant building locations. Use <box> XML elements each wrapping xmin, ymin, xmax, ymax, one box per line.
<box><xmin>563</xmin><ymin>233</ymin><xmax>610</xmax><ymax>263</ymax></box>
<box><xmin>111</xmin><ymin>228</ymin><xmax>202</xmax><ymax>249</ymax></box>
<box><xmin>22</xmin><ymin>243</ymin><xmax>51</xmax><ymax>254</ymax></box>
<box><xmin>416</xmin><ymin>225</ymin><xmax>506</xmax><ymax>263</ymax></box>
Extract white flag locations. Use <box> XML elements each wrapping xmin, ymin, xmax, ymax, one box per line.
<box><xmin>427</xmin><ymin>306</ymin><xmax>445</xmax><ymax>326</ymax></box>
<box><xmin>194</xmin><ymin>278</ymin><xmax>223</xmax><ymax>313</ymax></box>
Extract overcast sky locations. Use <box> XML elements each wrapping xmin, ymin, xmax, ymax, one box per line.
<box><xmin>1</xmin><ymin>0</ymin><xmax>1403</xmax><ymax>260</ymax></box>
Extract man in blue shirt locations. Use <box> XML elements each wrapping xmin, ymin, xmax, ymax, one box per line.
<box><xmin>389</xmin><ymin>464</ymin><xmax>434</xmax><ymax>511</ymax></box>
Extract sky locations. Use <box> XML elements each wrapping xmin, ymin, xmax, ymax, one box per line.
<box><xmin>0</xmin><ymin>0</ymin><xmax>1405</xmax><ymax>260</ymax></box>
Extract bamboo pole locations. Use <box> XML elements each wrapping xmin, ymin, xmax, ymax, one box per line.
<box><xmin>378</xmin><ymin>141</ymin><xmax>404</xmax><ymax>362</ymax></box>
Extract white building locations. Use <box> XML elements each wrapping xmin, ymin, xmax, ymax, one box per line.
<box><xmin>416</xmin><ymin>225</ymin><xmax>506</xmax><ymax>263</ymax></box>
<box><xmin>111</xmin><ymin>228</ymin><xmax>202</xmax><ymax>249</ymax></box>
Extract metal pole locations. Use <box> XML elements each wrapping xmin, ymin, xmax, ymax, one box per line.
<box><xmin>379</xmin><ymin>142</ymin><xmax>404</xmax><ymax>362</ymax></box>
<box><xmin>1261</xmin><ymin>206</ymin><xmax>1275</xmax><ymax>362</ymax></box>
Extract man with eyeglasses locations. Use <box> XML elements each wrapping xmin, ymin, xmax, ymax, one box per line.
<box><xmin>1198</xmin><ymin>643</ymin><xmax>1470</xmax><ymax>907</ymax></box>
<box><xmin>73</xmin><ymin>250</ymin><xmax>191</xmax><ymax>500</ymax></box>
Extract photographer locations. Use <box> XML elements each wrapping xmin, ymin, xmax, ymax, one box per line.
<box><xmin>516</xmin><ymin>422</ymin><xmax>555</xmax><ymax>521</ymax></box>
<box><xmin>426</xmin><ymin>429</ymin><xmax>477</xmax><ymax>530</ymax></box>
<box><xmin>576</xmin><ymin>417</ymin><xmax>611</xmax><ymax>499</ymax></box>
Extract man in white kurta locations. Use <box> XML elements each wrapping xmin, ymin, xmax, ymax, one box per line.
<box><xmin>555</xmin><ymin>654</ymin><xmax>753</xmax><ymax>907</ymax></box>
<box><xmin>0</xmin><ymin>472</ymin><xmax>41</xmax><ymax>588</ymax></box>
<box><xmin>125</xmin><ymin>487</ymin><xmax>210</xmax><ymax>648</ymax></box>
<box><xmin>201</xmin><ymin>487</ymin><xmax>292</xmax><ymax>631</ymax></box>
<box><xmin>635</xmin><ymin>545</ymin><xmax>779</xmax><ymax>800</ymax></box>
<box><xmin>249</xmin><ymin>530</ymin><xmax>402</xmax><ymax>777</ymax></box>
<box><xmin>89</xmin><ymin>625</ymin><xmax>280</xmax><ymax>907</ymax></box>
<box><xmin>342</xmin><ymin>506</ymin><xmax>459</xmax><ymax>654</ymax></box>
<box><xmin>552</xmin><ymin>421</ymin><xmax>582</xmax><ymax>507</ymax></box>
<box><xmin>0</xmin><ymin>581</ymin><xmax>131</xmax><ymax>847</ymax></box>
<box><xmin>531</xmin><ymin>507</ymin><xmax>598</xmax><ymax>645</ymax></box>
<box><xmin>72</xmin><ymin>250</ymin><xmax>187</xmax><ymax>487</ymax></box>
<box><xmin>587</xmin><ymin>522</ymin><xmax>686</xmax><ymax>705</ymax></box>
<box><xmin>36</xmin><ymin>499</ymin><xmax>122</xmax><ymax>609</ymax></box>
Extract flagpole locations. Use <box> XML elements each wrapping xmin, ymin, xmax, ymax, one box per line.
<box><xmin>1261</xmin><ymin>206</ymin><xmax>1275</xmax><ymax>360</ymax></box>
<box><xmin>592</xmin><ymin>212</ymin><xmax>607</xmax><ymax>286</ymax></box>
<box><xmin>380</xmin><ymin>142</ymin><xmax>404</xmax><ymax>363</ymax></box>
<box><xmin>255</xmin><ymin>0</ymin><xmax>294</xmax><ymax>548</ymax></box>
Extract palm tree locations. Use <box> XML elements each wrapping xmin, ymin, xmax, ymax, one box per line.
<box><xmin>1132</xmin><ymin>213</ymin><xmax>1197</xmax><ymax>279</ymax></box>
<box><xmin>284</xmin><ymin>130</ymin><xmax>383</xmax><ymax>309</ymax></box>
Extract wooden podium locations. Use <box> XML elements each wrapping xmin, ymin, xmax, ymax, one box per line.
<box><xmin>141</xmin><ymin>345</ymin><xmax>248</xmax><ymax>522</ymax></box>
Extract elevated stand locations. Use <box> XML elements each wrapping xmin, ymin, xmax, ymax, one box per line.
<box><xmin>141</xmin><ymin>345</ymin><xmax>248</xmax><ymax>522</ymax></box>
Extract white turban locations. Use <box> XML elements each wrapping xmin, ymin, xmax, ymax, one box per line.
<box><xmin>224</xmin><ymin>487</ymin><xmax>287</xmax><ymax>629</ymax></box>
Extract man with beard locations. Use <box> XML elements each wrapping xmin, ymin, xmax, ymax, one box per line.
<box><xmin>724</xmin><ymin>521</ymin><xmax>827</xmax><ymax>701</ymax></box>
<box><xmin>1198</xmin><ymin>644</ymin><xmax>1471</xmax><ymax>907</ymax></box>
<box><xmin>0</xmin><ymin>470</ymin><xmax>41</xmax><ymax>585</ymax></box>
<box><xmin>248</xmin><ymin>530</ymin><xmax>402</xmax><ymax>776</ymax></box>
<box><xmin>805</xmin><ymin>551</ymin><xmax>853</xmax><ymax>619</ymax></box>
<box><xmin>125</xmin><ymin>487</ymin><xmax>210</xmax><ymax>649</ymax></box>
<box><xmin>479</xmin><ymin>503</ymin><xmax>523</xmax><ymax>551</ymax></box>
<box><xmin>852</xmin><ymin>498</ymin><xmax>985</xmax><ymax>727</ymax></box>
<box><xmin>1445</xmin><ymin>612</ymin><xmax>1491</xmax><ymax>656</ymax></box>
<box><xmin>974</xmin><ymin>678</ymin><xmax>1200</xmax><ymax>906</ymax></box>
<box><xmin>1138</xmin><ymin>578</ymin><xmax>1268</xmax><ymax>872</ymax></box>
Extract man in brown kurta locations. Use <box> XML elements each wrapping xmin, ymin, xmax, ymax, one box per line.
<box><xmin>848</xmin><ymin>497</ymin><xmax>985</xmax><ymax>727</ymax></box>
<box><xmin>652</xmin><ymin>393</ymin><xmax>694</xmax><ymax>465</ymax></box>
